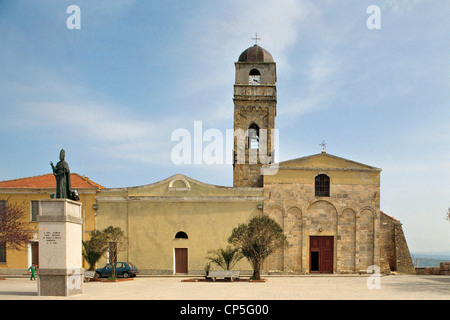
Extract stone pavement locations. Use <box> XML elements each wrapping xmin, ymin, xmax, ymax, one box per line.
<box><xmin>0</xmin><ymin>275</ymin><xmax>449</xmax><ymax>300</ymax></box>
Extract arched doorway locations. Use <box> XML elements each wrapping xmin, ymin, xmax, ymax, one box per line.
<box><xmin>174</xmin><ymin>231</ymin><xmax>188</xmax><ymax>274</ymax></box>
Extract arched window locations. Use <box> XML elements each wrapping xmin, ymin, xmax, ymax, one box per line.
<box><xmin>175</xmin><ymin>231</ymin><xmax>188</xmax><ymax>239</ymax></box>
<box><xmin>168</xmin><ymin>177</ymin><xmax>191</xmax><ymax>191</ymax></box>
<box><xmin>315</xmin><ymin>174</ymin><xmax>330</xmax><ymax>197</ymax></box>
<box><xmin>249</xmin><ymin>69</ymin><xmax>261</xmax><ymax>85</ymax></box>
<box><xmin>248</xmin><ymin>123</ymin><xmax>260</xmax><ymax>150</ymax></box>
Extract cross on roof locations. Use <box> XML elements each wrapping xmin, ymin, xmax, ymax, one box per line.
<box><xmin>320</xmin><ymin>140</ymin><xmax>327</xmax><ymax>153</ymax></box>
<box><xmin>252</xmin><ymin>33</ymin><xmax>261</xmax><ymax>45</ymax></box>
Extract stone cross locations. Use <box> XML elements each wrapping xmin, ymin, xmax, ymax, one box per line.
<box><xmin>252</xmin><ymin>33</ymin><xmax>261</xmax><ymax>45</ymax></box>
<box><xmin>320</xmin><ymin>140</ymin><xmax>327</xmax><ymax>153</ymax></box>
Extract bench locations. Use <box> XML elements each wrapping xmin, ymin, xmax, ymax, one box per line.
<box><xmin>84</xmin><ymin>271</ymin><xmax>96</xmax><ymax>282</ymax></box>
<box><xmin>208</xmin><ymin>270</ymin><xmax>240</xmax><ymax>282</ymax></box>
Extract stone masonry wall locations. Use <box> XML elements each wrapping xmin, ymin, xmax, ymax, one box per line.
<box><xmin>233</xmin><ymin>104</ymin><xmax>276</xmax><ymax>188</ymax></box>
<box><xmin>379</xmin><ymin>212</ymin><xmax>415</xmax><ymax>274</ymax></box>
<box><xmin>263</xmin><ymin>181</ymin><xmax>380</xmax><ymax>274</ymax></box>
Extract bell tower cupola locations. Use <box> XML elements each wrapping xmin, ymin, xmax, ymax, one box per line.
<box><xmin>233</xmin><ymin>44</ymin><xmax>277</xmax><ymax>187</ymax></box>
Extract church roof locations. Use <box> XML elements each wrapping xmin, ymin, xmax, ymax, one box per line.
<box><xmin>238</xmin><ymin>44</ymin><xmax>274</xmax><ymax>63</ymax></box>
<box><xmin>273</xmin><ymin>152</ymin><xmax>382</xmax><ymax>172</ymax></box>
<box><xmin>0</xmin><ymin>173</ymin><xmax>104</xmax><ymax>190</ymax></box>
<box><xmin>97</xmin><ymin>174</ymin><xmax>263</xmax><ymax>199</ymax></box>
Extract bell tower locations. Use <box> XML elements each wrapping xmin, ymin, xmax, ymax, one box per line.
<box><xmin>233</xmin><ymin>44</ymin><xmax>277</xmax><ymax>187</ymax></box>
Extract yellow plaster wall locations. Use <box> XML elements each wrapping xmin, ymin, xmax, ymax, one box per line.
<box><xmin>96</xmin><ymin>175</ymin><xmax>264</xmax><ymax>274</ymax></box>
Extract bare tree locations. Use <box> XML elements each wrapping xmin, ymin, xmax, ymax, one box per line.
<box><xmin>0</xmin><ymin>199</ymin><xmax>34</xmax><ymax>251</ymax></box>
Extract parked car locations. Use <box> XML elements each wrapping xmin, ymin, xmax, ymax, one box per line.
<box><xmin>95</xmin><ymin>262</ymin><xmax>138</xmax><ymax>278</ymax></box>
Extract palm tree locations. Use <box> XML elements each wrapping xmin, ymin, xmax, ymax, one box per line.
<box><xmin>82</xmin><ymin>230</ymin><xmax>107</xmax><ymax>271</ymax></box>
<box><xmin>206</xmin><ymin>245</ymin><xmax>244</xmax><ymax>271</ymax></box>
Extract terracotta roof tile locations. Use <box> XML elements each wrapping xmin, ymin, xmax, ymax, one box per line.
<box><xmin>0</xmin><ymin>173</ymin><xmax>104</xmax><ymax>190</ymax></box>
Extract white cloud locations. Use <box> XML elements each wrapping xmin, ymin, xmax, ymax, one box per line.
<box><xmin>279</xmin><ymin>48</ymin><xmax>340</xmax><ymax>120</ymax></box>
<box><xmin>26</xmin><ymin>101</ymin><xmax>157</xmax><ymax>143</ymax></box>
<box><xmin>183</xmin><ymin>0</ymin><xmax>314</xmax><ymax>85</ymax></box>
<box><xmin>308</xmin><ymin>52</ymin><xmax>338</xmax><ymax>90</ymax></box>
<box><xmin>23</xmin><ymin>101</ymin><xmax>178</xmax><ymax>165</ymax></box>
<box><xmin>175</xmin><ymin>0</ymin><xmax>317</xmax><ymax>129</ymax></box>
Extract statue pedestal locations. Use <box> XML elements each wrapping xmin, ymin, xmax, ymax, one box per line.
<box><xmin>37</xmin><ymin>199</ymin><xmax>84</xmax><ymax>296</ymax></box>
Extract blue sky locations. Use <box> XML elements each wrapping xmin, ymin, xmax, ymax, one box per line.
<box><xmin>0</xmin><ymin>1</ymin><xmax>448</xmax><ymax>253</ymax></box>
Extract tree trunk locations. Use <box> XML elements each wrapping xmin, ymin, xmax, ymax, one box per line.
<box><xmin>109</xmin><ymin>242</ymin><xmax>117</xmax><ymax>278</ymax></box>
<box><xmin>253</xmin><ymin>260</ymin><xmax>261</xmax><ymax>280</ymax></box>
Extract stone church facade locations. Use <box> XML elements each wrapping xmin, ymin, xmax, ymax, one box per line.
<box><xmin>96</xmin><ymin>44</ymin><xmax>415</xmax><ymax>275</ymax></box>
<box><xmin>263</xmin><ymin>153</ymin><xmax>382</xmax><ymax>274</ymax></box>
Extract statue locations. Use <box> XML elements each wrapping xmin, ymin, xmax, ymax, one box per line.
<box><xmin>50</xmin><ymin>149</ymin><xmax>79</xmax><ymax>201</ymax></box>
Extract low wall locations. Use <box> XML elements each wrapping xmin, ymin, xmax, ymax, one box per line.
<box><xmin>415</xmin><ymin>262</ymin><xmax>450</xmax><ymax>275</ymax></box>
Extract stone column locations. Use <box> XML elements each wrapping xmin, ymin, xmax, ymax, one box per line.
<box><xmin>37</xmin><ymin>199</ymin><xmax>84</xmax><ymax>296</ymax></box>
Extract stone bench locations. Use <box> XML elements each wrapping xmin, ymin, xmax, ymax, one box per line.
<box><xmin>209</xmin><ymin>270</ymin><xmax>240</xmax><ymax>282</ymax></box>
<box><xmin>83</xmin><ymin>271</ymin><xmax>95</xmax><ymax>282</ymax></box>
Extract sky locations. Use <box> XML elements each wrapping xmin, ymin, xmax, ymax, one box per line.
<box><xmin>0</xmin><ymin>0</ymin><xmax>448</xmax><ymax>254</ymax></box>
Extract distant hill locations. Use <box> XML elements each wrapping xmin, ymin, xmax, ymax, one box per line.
<box><xmin>411</xmin><ymin>252</ymin><xmax>450</xmax><ymax>267</ymax></box>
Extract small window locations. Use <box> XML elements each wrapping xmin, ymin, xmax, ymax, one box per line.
<box><xmin>315</xmin><ymin>174</ymin><xmax>330</xmax><ymax>197</ymax></box>
<box><xmin>249</xmin><ymin>69</ymin><xmax>261</xmax><ymax>85</ymax></box>
<box><xmin>175</xmin><ymin>231</ymin><xmax>188</xmax><ymax>239</ymax></box>
<box><xmin>248</xmin><ymin>123</ymin><xmax>260</xmax><ymax>150</ymax></box>
<box><xmin>169</xmin><ymin>177</ymin><xmax>191</xmax><ymax>191</ymax></box>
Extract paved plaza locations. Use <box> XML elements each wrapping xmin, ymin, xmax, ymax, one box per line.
<box><xmin>0</xmin><ymin>275</ymin><xmax>449</xmax><ymax>300</ymax></box>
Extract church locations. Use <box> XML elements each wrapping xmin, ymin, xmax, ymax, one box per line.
<box><xmin>96</xmin><ymin>44</ymin><xmax>415</xmax><ymax>275</ymax></box>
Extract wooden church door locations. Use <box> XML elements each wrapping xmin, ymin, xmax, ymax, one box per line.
<box><xmin>175</xmin><ymin>248</ymin><xmax>188</xmax><ymax>274</ymax></box>
<box><xmin>310</xmin><ymin>236</ymin><xmax>334</xmax><ymax>273</ymax></box>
